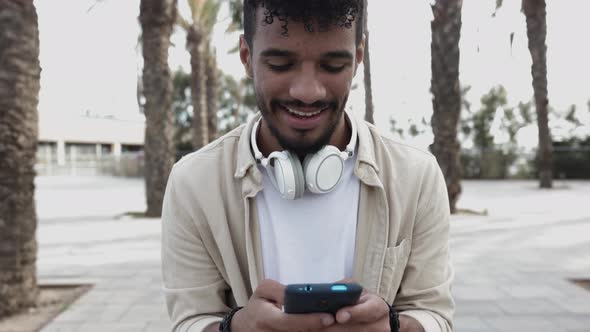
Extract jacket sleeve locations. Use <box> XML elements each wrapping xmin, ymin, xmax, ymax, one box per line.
<box><xmin>394</xmin><ymin>157</ymin><xmax>455</xmax><ymax>332</ymax></box>
<box><xmin>161</xmin><ymin>166</ymin><xmax>229</xmax><ymax>332</ymax></box>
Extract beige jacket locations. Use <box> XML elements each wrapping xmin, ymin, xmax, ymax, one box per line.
<box><xmin>162</xmin><ymin>113</ymin><xmax>454</xmax><ymax>332</ymax></box>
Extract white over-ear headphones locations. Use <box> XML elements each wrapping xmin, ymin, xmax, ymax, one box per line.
<box><xmin>251</xmin><ymin>113</ymin><xmax>358</xmax><ymax>200</ymax></box>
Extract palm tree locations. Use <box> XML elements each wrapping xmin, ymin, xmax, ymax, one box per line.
<box><xmin>362</xmin><ymin>0</ymin><xmax>374</xmax><ymax>124</ymax></box>
<box><xmin>522</xmin><ymin>0</ymin><xmax>552</xmax><ymax>188</ymax></box>
<box><xmin>178</xmin><ymin>0</ymin><xmax>221</xmax><ymax>150</ymax></box>
<box><xmin>429</xmin><ymin>0</ymin><xmax>464</xmax><ymax>214</ymax></box>
<box><xmin>205</xmin><ymin>44</ymin><xmax>219</xmax><ymax>142</ymax></box>
<box><xmin>139</xmin><ymin>0</ymin><xmax>177</xmax><ymax>217</ymax></box>
<box><xmin>0</xmin><ymin>0</ymin><xmax>41</xmax><ymax>317</ymax></box>
<box><xmin>494</xmin><ymin>0</ymin><xmax>553</xmax><ymax>188</ymax></box>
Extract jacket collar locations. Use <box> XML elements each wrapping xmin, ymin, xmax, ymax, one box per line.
<box><xmin>234</xmin><ymin>110</ymin><xmax>380</xmax><ymax>182</ymax></box>
<box><xmin>352</xmin><ymin>111</ymin><xmax>380</xmax><ymax>174</ymax></box>
<box><xmin>234</xmin><ymin>113</ymin><xmax>262</xmax><ymax>180</ymax></box>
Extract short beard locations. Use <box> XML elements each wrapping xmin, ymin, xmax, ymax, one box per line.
<box><xmin>257</xmin><ymin>96</ymin><xmax>348</xmax><ymax>157</ymax></box>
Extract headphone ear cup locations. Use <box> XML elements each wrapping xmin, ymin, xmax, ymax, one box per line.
<box><xmin>303</xmin><ymin>146</ymin><xmax>345</xmax><ymax>194</ymax></box>
<box><xmin>286</xmin><ymin>152</ymin><xmax>305</xmax><ymax>199</ymax></box>
<box><xmin>271</xmin><ymin>152</ymin><xmax>304</xmax><ymax>199</ymax></box>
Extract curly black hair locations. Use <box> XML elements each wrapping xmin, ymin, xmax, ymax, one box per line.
<box><xmin>243</xmin><ymin>0</ymin><xmax>364</xmax><ymax>49</ymax></box>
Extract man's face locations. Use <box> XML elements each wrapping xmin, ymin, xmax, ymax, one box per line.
<box><xmin>240</xmin><ymin>10</ymin><xmax>364</xmax><ymax>156</ymax></box>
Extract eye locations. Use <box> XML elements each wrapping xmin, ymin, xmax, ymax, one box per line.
<box><xmin>266</xmin><ymin>62</ymin><xmax>293</xmax><ymax>72</ymax></box>
<box><xmin>321</xmin><ymin>64</ymin><xmax>347</xmax><ymax>73</ymax></box>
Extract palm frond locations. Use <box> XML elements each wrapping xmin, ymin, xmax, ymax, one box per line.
<box><xmin>492</xmin><ymin>0</ymin><xmax>504</xmax><ymax>17</ymax></box>
<box><xmin>226</xmin><ymin>0</ymin><xmax>243</xmax><ymax>32</ymax></box>
<box><xmin>187</xmin><ymin>0</ymin><xmax>206</xmax><ymax>23</ymax></box>
<box><xmin>202</xmin><ymin>0</ymin><xmax>222</xmax><ymax>32</ymax></box>
<box><xmin>177</xmin><ymin>13</ymin><xmax>191</xmax><ymax>31</ymax></box>
<box><xmin>187</xmin><ymin>0</ymin><xmax>198</xmax><ymax>22</ymax></box>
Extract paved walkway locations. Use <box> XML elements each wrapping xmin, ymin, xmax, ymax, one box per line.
<box><xmin>33</xmin><ymin>176</ymin><xmax>590</xmax><ymax>332</ymax></box>
<box><xmin>451</xmin><ymin>181</ymin><xmax>590</xmax><ymax>331</ymax></box>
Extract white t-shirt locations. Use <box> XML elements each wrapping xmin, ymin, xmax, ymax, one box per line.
<box><xmin>256</xmin><ymin>154</ymin><xmax>360</xmax><ymax>285</ymax></box>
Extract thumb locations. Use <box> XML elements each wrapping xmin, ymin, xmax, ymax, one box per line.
<box><xmin>255</xmin><ymin>279</ymin><xmax>286</xmax><ymax>305</ymax></box>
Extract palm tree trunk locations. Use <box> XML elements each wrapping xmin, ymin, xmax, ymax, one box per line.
<box><xmin>205</xmin><ymin>45</ymin><xmax>219</xmax><ymax>142</ymax></box>
<box><xmin>429</xmin><ymin>0</ymin><xmax>463</xmax><ymax>213</ymax></box>
<box><xmin>523</xmin><ymin>0</ymin><xmax>552</xmax><ymax>188</ymax></box>
<box><xmin>139</xmin><ymin>0</ymin><xmax>176</xmax><ymax>217</ymax></box>
<box><xmin>187</xmin><ymin>25</ymin><xmax>208</xmax><ymax>150</ymax></box>
<box><xmin>362</xmin><ymin>0</ymin><xmax>374</xmax><ymax>124</ymax></box>
<box><xmin>0</xmin><ymin>0</ymin><xmax>40</xmax><ymax>317</ymax></box>
<box><xmin>233</xmin><ymin>79</ymin><xmax>245</xmax><ymax>130</ymax></box>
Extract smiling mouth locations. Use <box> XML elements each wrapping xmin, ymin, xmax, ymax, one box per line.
<box><xmin>281</xmin><ymin>105</ymin><xmax>328</xmax><ymax>118</ymax></box>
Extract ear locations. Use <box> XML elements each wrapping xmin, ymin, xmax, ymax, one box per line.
<box><xmin>239</xmin><ymin>35</ymin><xmax>254</xmax><ymax>78</ymax></box>
<box><xmin>353</xmin><ymin>34</ymin><xmax>366</xmax><ymax>75</ymax></box>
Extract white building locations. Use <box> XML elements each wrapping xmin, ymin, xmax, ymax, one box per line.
<box><xmin>37</xmin><ymin>113</ymin><xmax>145</xmax><ymax>176</ymax></box>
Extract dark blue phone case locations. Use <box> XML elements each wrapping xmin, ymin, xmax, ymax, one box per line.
<box><xmin>284</xmin><ymin>282</ymin><xmax>362</xmax><ymax>314</ymax></box>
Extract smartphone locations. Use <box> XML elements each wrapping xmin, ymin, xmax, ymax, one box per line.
<box><xmin>283</xmin><ymin>282</ymin><xmax>362</xmax><ymax>314</ymax></box>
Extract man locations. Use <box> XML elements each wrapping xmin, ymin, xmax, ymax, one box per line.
<box><xmin>161</xmin><ymin>1</ymin><xmax>454</xmax><ymax>331</ymax></box>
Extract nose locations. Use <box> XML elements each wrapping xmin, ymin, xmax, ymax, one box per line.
<box><xmin>289</xmin><ymin>65</ymin><xmax>327</xmax><ymax>105</ymax></box>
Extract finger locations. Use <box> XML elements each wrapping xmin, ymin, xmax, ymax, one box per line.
<box><xmin>257</xmin><ymin>296</ymin><xmax>286</xmax><ymax>313</ymax></box>
<box><xmin>255</xmin><ymin>279</ymin><xmax>286</xmax><ymax>305</ymax></box>
<box><xmin>267</xmin><ymin>311</ymin><xmax>335</xmax><ymax>331</ymax></box>
<box><xmin>335</xmin><ymin>293</ymin><xmax>388</xmax><ymax>324</ymax></box>
<box><xmin>360</xmin><ymin>287</ymin><xmax>368</xmax><ymax>296</ymax></box>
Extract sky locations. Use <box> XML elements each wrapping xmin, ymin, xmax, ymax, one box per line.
<box><xmin>34</xmin><ymin>0</ymin><xmax>590</xmax><ymax>150</ymax></box>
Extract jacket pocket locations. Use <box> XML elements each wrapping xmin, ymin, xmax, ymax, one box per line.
<box><xmin>379</xmin><ymin>238</ymin><xmax>411</xmax><ymax>303</ymax></box>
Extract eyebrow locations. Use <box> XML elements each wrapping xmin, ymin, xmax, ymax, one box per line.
<box><xmin>322</xmin><ymin>51</ymin><xmax>354</xmax><ymax>60</ymax></box>
<box><xmin>260</xmin><ymin>49</ymin><xmax>296</xmax><ymax>57</ymax></box>
<box><xmin>259</xmin><ymin>48</ymin><xmax>354</xmax><ymax>60</ymax></box>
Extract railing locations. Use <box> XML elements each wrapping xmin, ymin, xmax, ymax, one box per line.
<box><xmin>35</xmin><ymin>152</ymin><xmax>144</xmax><ymax>177</ymax></box>
<box><xmin>461</xmin><ymin>146</ymin><xmax>590</xmax><ymax>179</ymax></box>
<box><xmin>35</xmin><ymin>147</ymin><xmax>590</xmax><ymax>179</ymax></box>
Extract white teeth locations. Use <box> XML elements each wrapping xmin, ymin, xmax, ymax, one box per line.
<box><xmin>286</xmin><ymin>107</ymin><xmax>323</xmax><ymax>117</ymax></box>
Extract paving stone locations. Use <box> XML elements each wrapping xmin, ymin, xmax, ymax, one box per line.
<box><xmin>483</xmin><ymin>316</ymin><xmax>561</xmax><ymax>332</ymax></box>
<box><xmin>118</xmin><ymin>305</ymin><xmax>169</xmax><ymax>323</ymax></box>
<box><xmin>75</xmin><ymin>290</ymin><xmax>115</xmax><ymax>305</ymax></box>
<box><xmin>52</xmin><ymin>307</ymin><xmax>104</xmax><ymax>323</ymax></box>
<box><xmin>74</xmin><ymin>322</ymin><xmax>148</xmax><ymax>332</ymax></box>
<box><xmin>39</xmin><ymin>322</ymin><xmax>82</xmax><ymax>332</ymax></box>
<box><xmin>134</xmin><ymin>289</ymin><xmax>166</xmax><ymax>305</ymax></box>
<box><xmin>453</xmin><ymin>274</ymin><xmax>515</xmax><ymax>286</ymax></box>
<box><xmin>84</xmin><ymin>290</ymin><xmax>146</xmax><ymax>304</ymax></box>
<box><xmin>496</xmin><ymin>299</ymin><xmax>565</xmax><ymax>315</ymax></box>
<box><xmin>498</xmin><ymin>284</ymin><xmax>564</xmax><ymax>299</ymax></box>
<box><xmin>453</xmin><ymin>285</ymin><xmax>511</xmax><ymax>301</ymax></box>
<box><xmin>143</xmin><ymin>321</ymin><xmax>172</xmax><ymax>332</ymax></box>
<box><xmin>89</xmin><ymin>268</ymin><xmax>141</xmax><ymax>278</ymax></box>
<box><xmin>455</xmin><ymin>301</ymin><xmax>504</xmax><ymax>315</ymax></box>
<box><xmin>552</xmin><ymin>297</ymin><xmax>590</xmax><ymax>314</ymax></box>
<box><xmin>453</xmin><ymin>315</ymin><xmax>493</xmax><ymax>331</ymax></box>
<box><xmin>551</xmin><ymin>315</ymin><xmax>590</xmax><ymax>330</ymax></box>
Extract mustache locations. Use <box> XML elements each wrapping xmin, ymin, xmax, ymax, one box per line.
<box><xmin>271</xmin><ymin>99</ymin><xmax>337</xmax><ymax>110</ymax></box>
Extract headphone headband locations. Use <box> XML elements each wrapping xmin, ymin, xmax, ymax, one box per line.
<box><xmin>251</xmin><ymin>119</ymin><xmax>265</xmax><ymax>163</ymax></box>
<box><xmin>344</xmin><ymin>113</ymin><xmax>357</xmax><ymax>159</ymax></box>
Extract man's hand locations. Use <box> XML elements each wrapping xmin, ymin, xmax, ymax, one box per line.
<box><xmin>205</xmin><ymin>279</ymin><xmax>426</xmax><ymax>332</ymax></box>
<box><xmin>230</xmin><ymin>279</ymin><xmax>336</xmax><ymax>332</ymax></box>
<box><xmin>317</xmin><ymin>291</ymin><xmax>390</xmax><ymax>331</ymax></box>
<box><xmin>318</xmin><ymin>279</ymin><xmax>425</xmax><ymax>332</ymax></box>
